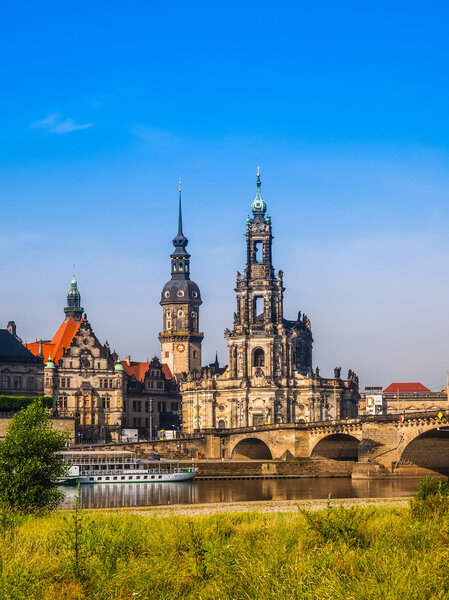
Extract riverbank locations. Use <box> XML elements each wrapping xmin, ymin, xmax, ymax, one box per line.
<box><xmin>2</xmin><ymin>497</ymin><xmax>448</xmax><ymax>600</ymax></box>
<box><xmin>88</xmin><ymin>495</ymin><xmax>410</xmax><ymax>516</ymax></box>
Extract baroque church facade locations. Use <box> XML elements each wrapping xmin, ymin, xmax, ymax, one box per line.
<box><xmin>180</xmin><ymin>172</ymin><xmax>360</xmax><ymax>432</ymax></box>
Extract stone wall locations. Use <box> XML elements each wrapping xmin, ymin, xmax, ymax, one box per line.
<box><xmin>0</xmin><ymin>416</ymin><xmax>76</xmax><ymax>442</ymax></box>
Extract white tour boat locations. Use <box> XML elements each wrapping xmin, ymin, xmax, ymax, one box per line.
<box><xmin>57</xmin><ymin>450</ymin><xmax>198</xmax><ymax>485</ymax></box>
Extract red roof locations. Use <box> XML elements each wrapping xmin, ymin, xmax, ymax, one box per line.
<box><xmin>383</xmin><ymin>382</ymin><xmax>431</xmax><ymax>394</ymax></box>
<box><xmin>121</xmin><ymin>361</ymin><xmax>151</xmax><ymax>382</ymax></box>
<box><xmin>26</xmin><ymin>317</ymin><xmax>83</xmax><ymax>364</ymax></box>
<box><xmin>121</xmin><ymin>361</ymin><xmax>173</xmax><ymax>382</ymax></box>
<box><xmin>162</xmin><ymin>364</ymin><xmax>172</xmax><ymax>379</ymax></box>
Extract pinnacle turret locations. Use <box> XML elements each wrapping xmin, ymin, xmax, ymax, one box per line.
<box><xmin>251</xmin><ymin>167</ymin><xmax>267</xmax><ymax>216</ymax></box>
<box><xmin>64</xmin><ymin>276</ymin><xmax>83</xmax><ymax>322</ymax></box>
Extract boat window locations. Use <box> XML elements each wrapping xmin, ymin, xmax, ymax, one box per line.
<box><xmin>144</xmin><ymin>475</ymin><xmax>148</xmax><ymax>479</ymax></box>
<box><xmin>105</xmin><ymin>477</ymin><xmax>110</xmax><ymax>480</ymax></box>
<box><xmin>121</xmin><ymin>476</ymin><xmax>125</xmax><ymax>479</ymax></box>
<box><xmin>113</xmin><ymin>477</ymin><xmax>117</xmax><ymax>480</ymax></box>
<box><xmin>158</xmin><ymin>475</ymin><xmax>162</xmax><ymax>479</ymax></box>
<box><xmin>89</xmin><ymin>477</ymin><xmax>94</xmax><ymax>481</ymax></box>
<box><xmin>98</xmin><ymin>477</ymin><xmax>102</xmax><ymax>481</ymax></box>
<box><xmin>151</xmin><ymin>476</ymin><xmax>155</xmax><ymax>479</ymax></box>
<box><xmin>136</xmin><ymin>476</ymin><xmax>140</xmax><ymax>480</ymax></box>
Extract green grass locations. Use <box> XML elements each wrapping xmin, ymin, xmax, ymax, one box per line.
<box><xmin>1</xmin><ymin>500</ymin><xmax>449</xmax><ymax>599</ymax></box>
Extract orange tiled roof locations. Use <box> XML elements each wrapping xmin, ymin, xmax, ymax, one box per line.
<box><xmin>25</xmin><ymin>317</ymin><xmax>83</xmax><ymax>364</ymax></box>
<box><xmin>121</xmin><ymin>361</ymin><xmax>151</xmax><ymax>382</ymax></box>
<box><xmin>383</xmin><ymin>382</ymin><xmax>431</xmax><ymax>394</ymax></box>
<box><xmin>161</xmin><ymin>364</ymin><xmax>172</xmax><ymax>379</ymax></box>
<box><xmin>121</xmin><ymin>360</ymin><xmax>173</xmax><ymax>382</ymax></box>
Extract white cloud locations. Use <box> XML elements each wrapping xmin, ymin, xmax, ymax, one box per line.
<box><xmin>32</xmin><ymin>113</ymin><xmax>93</xmax><ymax>134</ymax></box>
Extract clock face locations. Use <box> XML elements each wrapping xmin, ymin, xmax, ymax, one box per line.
<box><xmin>176</xmin><ymin>343</ymin><xmax>185</xmax><ymax>353</ymax></box>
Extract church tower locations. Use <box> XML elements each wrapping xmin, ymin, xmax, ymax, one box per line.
<box><xmin>64</xmin><ymin>277</ymin><xmax>84</xmax><ymax>322</ymax></box>
<box><xmin>225</xmin><ymin>169</ymin><xmax>313</xmax><ymax>383</ymax></box>
<box><xmin>159</xmin><ymin>182</ymin><xmax>203</xmax><ymax>376</ymax></box>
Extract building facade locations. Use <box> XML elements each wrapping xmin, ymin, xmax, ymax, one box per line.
<box><xmin>181</xmin><ymin>172</ymin><xmax>360</xmax><ymax>432</ymax></box>
<box><xmin>26</xmin><ymin>278</ymin><xmax>181</xmax><ymax>442</ymax></box>
<box><xmin>0</xmin><ymin>323</ymin><xmax>44</xmax><ymax>397</ymax></box>
<box><xmin>360</xmin><ymin>382</ymin><xmax>449</xmax><ymax>416</ymax></box>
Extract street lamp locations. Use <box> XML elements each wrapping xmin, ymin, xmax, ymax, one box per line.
<box><xmin>177</xmin><ymin>442</ymin><xmax>183</xmax><ymax>459</ymax></box>
<box><xmin>148</xmin><ymin>397</ymin><xmax>153</xmax><ymax>441</ymax></box>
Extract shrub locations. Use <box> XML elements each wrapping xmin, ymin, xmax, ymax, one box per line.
<box><xmin>299</xmin><ymin>495</ymin><xmax>367</xmax><ymax>548</ymax></box>
<box><xmin>0</xmin><ymin>396</ymin><xmax>53</xmax><ymax>412</ymax></box>
<box><xmin>410</xmin><ymin>475</ymin><xmax>449</xmax><ymax>519</ymax></box>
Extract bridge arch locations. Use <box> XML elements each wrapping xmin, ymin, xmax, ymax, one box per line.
<box><xmin>399</xmin><ymin>426</ymin><xmax>449</xmax><ymax>475</ymax></box>
<box><xmin>231</xmin><ymin>438</ymin><xmax>273</xmax><ymax>460</ymax></box>
<box><xmin>311</xmin><ymin>433</ymin><xmax>361</xmax><ymax>461</ymax></box>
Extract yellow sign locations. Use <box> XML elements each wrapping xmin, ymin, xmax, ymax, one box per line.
<box><xmin>438</xmin><ymin>411</ymin><xmax>443</xmax><ymax>419</ymax></box>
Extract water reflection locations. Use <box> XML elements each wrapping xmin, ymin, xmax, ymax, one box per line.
<box><xmin>61</xmin><ymin>477</ymin><xmax>421</xmax><ymax>509</ymax></box>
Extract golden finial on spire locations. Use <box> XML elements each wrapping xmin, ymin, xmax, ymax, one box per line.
<box><xmin>257</xmin><ymin>165</ymin><xmax>260</xmax><ymax>177</ymax></box>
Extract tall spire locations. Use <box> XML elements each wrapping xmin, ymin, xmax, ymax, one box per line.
<box><xmin>251</xmin><ymin>166</ymin><xmax>267</xmax><ymax>216</ymax></box>
<box><xmin>178</xmin><ymin>178</ymin><xmax>183</xmax><ymax>235</ymax></box>
<box><xmin>172</xmin><ymin>178</ymin><xmax>188</xmax><ymax>251</ymax></box>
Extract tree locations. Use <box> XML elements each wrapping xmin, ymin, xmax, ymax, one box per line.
<box><xmin>0</xmin><ymin>400</ymin><xmax>69</xmax><ymax>511</ymax></box>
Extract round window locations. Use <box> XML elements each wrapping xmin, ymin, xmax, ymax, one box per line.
<box><xmin>192</xmin><ymin>291</ymin><xmax>198</xmax><ymax>298</ymax></box>
<box><xmin>177</xmin><ymin>290</ymin><xmax>185</xmax><ymax>298</ymax></box>
<box><xmin>164</xmin><ymin>290</ymin><xmax>170</xmax><ymax>298</ymax></box>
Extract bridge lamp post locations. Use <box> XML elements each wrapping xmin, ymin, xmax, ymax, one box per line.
<box><xmin>148</xmin><ymin>397</ymin><xmax>153</xmax><ymax>441</ymax></box>
<box><xmin>177</xmin><ymin>442</ymin><xmax>183</xmax><ymax>460</ymax></box>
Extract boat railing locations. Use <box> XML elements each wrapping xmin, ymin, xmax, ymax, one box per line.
<box><xmin>81</xmin><ymin>468</ymin><xmax>195</xmax><ymax>476</ymax></box>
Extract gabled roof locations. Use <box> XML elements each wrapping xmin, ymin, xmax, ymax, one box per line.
<box><xmin>25</xmin><ymin>317</ymin><xmax>83</xmax><ymax>364</ymax></box>
<box><xmin>121</xmin><ymin>360</ymin><xmax>173</xmax><ymax>382</ymax></box>
<box><xmin>121</xmin><ymin>361</ymin><xmax>151</xmax><ymax>382</ymax></box>
<box><xmin>162</xmin><ymin>364</ymin><xmax>172</xmax><ymax>380</ymax></box>
<box><xmin>0</xmin><ymin>329</ymin><xmax>42</xmax><ymax>364</ymax></box>
<box><xmin>383</xmin><ymin>382</ymin><xmax>431</xmax><ymax>394</ymax></box>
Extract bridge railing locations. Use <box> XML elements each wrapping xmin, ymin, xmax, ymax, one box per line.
<box><xmin>180</xmin><ymin>409</ymin><xmax>449</xmax><ymax>437</ymax></box>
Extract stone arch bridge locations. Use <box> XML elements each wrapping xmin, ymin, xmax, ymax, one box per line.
<box><xmin>89</xmin><ymin>411</ymin><xmax>449</xmax><ymax>477</ymax></box>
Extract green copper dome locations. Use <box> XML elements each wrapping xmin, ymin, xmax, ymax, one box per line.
<box><xmin>114</xmin><ymin>361</ymin><xmax>124</xmax><ymax>371</ymax></box>
<box><xmin>251</xmin><ymin>171</ymin><xmax>267</xmax><ymax>215</ymax></box>
<box><xmin>45</xmin><ymin>357</ymin><xmax>55</xmax><ymax>369</ymax></box>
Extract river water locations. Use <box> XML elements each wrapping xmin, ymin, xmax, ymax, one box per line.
<box><xmin>61</xmin><ymin>477</ymin><xmax>421</xmax><ymax>509</ymax></box>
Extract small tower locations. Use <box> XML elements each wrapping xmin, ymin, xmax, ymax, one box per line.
<box><xmin>44</xmin><ymin>355</ymin><xmax>57</xmax><ymax>409</ymax></box>
<box><xmin>159</xmin><ymin>181</ymin><xmax>203</xmax><ymax>375</ymax></box>
<box><xmin>64</xmin><ymin>276</ymin><xmax>84</xmax><ymax>322</ymax></box>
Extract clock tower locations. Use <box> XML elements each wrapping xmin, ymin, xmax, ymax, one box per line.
<box><xmin>159</xmin><ymin>182</ymin><xmax>203</xmax><ymax>376</ymax></box>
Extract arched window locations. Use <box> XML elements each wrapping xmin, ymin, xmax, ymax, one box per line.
<box><xmin>253</xmin><ymin>348</ymin><xmax>265</xmax><ymax>367</ymax></box>
<box><xmin>218</xmin><ymin>419</ymin><xmax>226</xmax><ymax>430</ymax></box>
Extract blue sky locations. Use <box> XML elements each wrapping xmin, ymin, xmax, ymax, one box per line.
<box><xmin>1</xmin><ymin>1</ymin><xmax>448</xmax><ymax>389</ymax></box>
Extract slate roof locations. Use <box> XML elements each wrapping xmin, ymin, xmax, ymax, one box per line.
<box><xmin>0</xmin><ymin>329</ymin><xmax>43</xmax><ymax>364</ymax></box>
